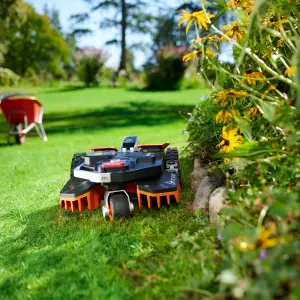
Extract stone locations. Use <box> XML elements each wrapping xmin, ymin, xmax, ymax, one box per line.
<box><xmin>190</xmin><ymin>158</ymin><xmax>208</xmax><ymax>192</ymax></box>
<box><xmin>193</xmin><ymin>176</ymin><xmax>213</xmax><ymax>211</ymax></box>
<box><xmin>209</xmin><ymin>187</ymin><xmax>227</xmax><ymax>227</ymax></box>
<box><xmin>192</xmin><ymin>169</ymin><xmax>225</xmax><ymax>212</ymax></box>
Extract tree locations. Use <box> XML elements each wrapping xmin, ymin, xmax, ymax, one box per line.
<box><xmin>0</xmin><ymin>0</ymin><xmax>23</xmax><ymax>65</ymax></box>
<box><xmin>3</xmin><ymin>2</ymin><xmax>70</xmax><ymax>77</ymax></box>
<box><xmin>71</xmin><ymin>0</ymin><xmax>156</xmax><ymax>71</ymax></box>
<box><xmin>152</xmin><ymin>1</ymin><xmax>200</xmax><ymax>53</ymax></box>
<box><xmin>43</xmin><ymin>4</ymin><xmax>63</xmax><ymax>34</ymax></box>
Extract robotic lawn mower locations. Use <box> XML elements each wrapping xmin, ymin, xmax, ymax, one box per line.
<box><xmin>60</xmin><ymin>136</ymin><xmax>181</xmax><ymax>220</ymax></box>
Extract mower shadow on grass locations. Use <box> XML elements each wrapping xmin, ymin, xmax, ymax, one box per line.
<box><xmin>43</xmin><ymin>100</ymin><xmax>193</xmax><ymax>135</ymax></box>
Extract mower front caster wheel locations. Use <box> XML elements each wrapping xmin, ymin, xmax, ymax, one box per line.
<box><xmin>107</xmin><ymin>194</ymin><xmax>131</xmax><ymax>220</ymax></box>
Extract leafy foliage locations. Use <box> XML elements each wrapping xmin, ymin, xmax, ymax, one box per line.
<box><xmin>180</xmin><ymin>0</ymin><xmax>300</xmax><ymax>297</ymax></box>
<box><xmin>0</xmin><ymin>0</ymin><xmax>71</xmax><ymax>83</ymax></box>
<box><xmin>71</xmin><ymin>0</ymin><xmax>156</xmax><ymax>71</ymax></box>
<box><xmin>75</xmin><ymin>47</ymin><xmax>109</xmax><ymax>86</ymax></box>
<box><xmin>146</xmin><ymin>45</ymin><xmax>188</xmax><ymax>90</ymax></box>
<box><xmin>0</xmin><ymin>67</ymin><xmax>20</xmax><ymax>86</ymax></box>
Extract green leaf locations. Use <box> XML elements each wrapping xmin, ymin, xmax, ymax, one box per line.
<box><xmin>287</xmin><ymin>133</ymin><xmax>299</xmax><ymax>146</ymax></box>
<box><xmin>233</xmin><ymin>9</ymin><xmax>248</xmax><ymax>25</ymax></box>
<box><xmin>226</xmin><ymin>158</ymin><xmax>252</xmax><ymax>172</ymax></box>
<box><xmin>258</xmin><ymin>100</ymin><xmax>277</xmax><ymax>122</ymax></box>
<box><xmin>212</xmin><ymin>0</ymin><xmax>226</xmax><ymax>8</ymax></box>
<box><xmin>253</xmin><ymin>0</ymin><xmax>267</xmax><ymax>9</ymax></box>
<box><xmin>268</xmin><ymin>202</ymin><xmax>290</xmax><ymax>218</ymax></box>
<box><xmin>295</xmin><ymin>41</ymin><xmax>300</xmax><ymax>110</ymax></box>
<box><xmin>233</xmin><ymin>113</ymin><xmax>252</xmax><ymax>141</ymax></box>
<box><xmin>214</xmin><ymin>141</ymin><xmax>286</xmax><ymax>159</ymax></box>
<box><xmin>216</xmin><ymin>68</ymin><xmax>227</xmax><ymax>87</ymax></box>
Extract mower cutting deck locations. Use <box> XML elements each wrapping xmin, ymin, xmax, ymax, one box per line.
<box><xmin>60</xmin><ymin>136</ymin><xmax>181</xmax><ymax>220</ymax></box>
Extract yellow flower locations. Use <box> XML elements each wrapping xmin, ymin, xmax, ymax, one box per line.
<box><xmin>261</xmin><ymin>85</ymin><xmax>276</xmax><ymax>100</ymax></box>
<box><xmin>190</xmin><ymin>35</ymin><xmax>219</xmax><ymax>50</ymax></box>
<box><xmin>262</xmin><ymin>45</ymin><xmax>273</xmax><ymax>60</ymax></box>
<box><xmin>205</xmin><ymin>46</ymin><xmax>217</xmax><ymax>57</ymax></box>
<box><xmin>224</xmin><ymin>157</ymin><xmax>231</xmax><ymax>164</ymax></box>
<box><xmin>268</xmin><ymin>19</ymin><xmax>289</xmax><ymax>31</ymax></box>
<box><xmin>234</xmin><ymin>225</ymin><xmax>283</xmax><ymax>252</ymax></box>
<box><xmin>284</xmin><ymin>66</ymin><xmax>296</xmax><ymax>77</ymax></box>
<box><xmin>213</xmin><ymin>89</ymin><xmax>248</xmax><ymax>107</ymax></box>
<box><xmin>277</xmin><ymin>39</ymin><xmax>284</xmax><ymax>47</ymax></box>
<box><xmin>244</xmin><ymin>72</ymin><xmax>266</xmax><ymax>85</ymax></box>
<box><xmin>182</xmin><ymin>47</ymin><xmax>216</xmax><ymax>62</ymax></box>
<box><xmin>256</xmin><ymin>226</ymin><xmax>279</xmax><ymax>248</ymax></box>
<box><xmin>182</xmin><ymin>50</ymin><xmax>201</xmax><ymax>62</ymax></box>
<box><xmin>215</xmin><ymin>110</ymin><xmax>234</xmax><ymax>123</ymax></box>
<box><xmin>217</xmin><ymin>126</ymin><xmax>243</xmax><ymax>153</ymax></box>
<box><xmin>227</xmin><ymin>0</ymin><xmax>254</xmax><ymax>13</ymax></box>
<box><xmin>178</xmin><ymin>9</ymin><xmax>215</xmax><ymax>34</ymax></box>
<box><xmin>246</xmin><ymin>106</ymin><xmax>261</xmax><ymax>119</ymax></box>
<box><xmin>221</xmin><ymin>21</ymin><xmax>245</xmax><ymax>41</ymax></box>
<box><xmin>234</xmin><ymin>236</ymin><xmax>256</xmax><ymax>251</ymax></box>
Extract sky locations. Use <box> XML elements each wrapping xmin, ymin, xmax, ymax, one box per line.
<box><xmin>26</xmin><ymin>0</ymin><xmax>184</xmax><ymax>69</ymax></box>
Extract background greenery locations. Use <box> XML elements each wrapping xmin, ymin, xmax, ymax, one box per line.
<box><xmin>0</xmin><ymin>0</ymin><xmax>205</xmax><ymax>90</ymax></box>
<box><xmin>182</xmin><ymin>0</ymin><xmax>300</xmax><ymax>298</ymax></box>
<box><xmin>0</xmin><ymin>87</ymin><xmax>225</xmax><ymax>299</ymax></box>
<box><xmin>1</xmin><ymin>0</ymin><xmax>299</xmax><ymax>298</ymax></box>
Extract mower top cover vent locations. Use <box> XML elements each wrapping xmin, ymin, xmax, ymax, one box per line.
<box><xmin>84</xmin><ymin>151</ymin><xmax>117</xmax><ymax>166</ymax></box>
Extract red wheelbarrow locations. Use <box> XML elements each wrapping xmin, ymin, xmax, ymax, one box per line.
<box><xmin>0</xmin><ymin>93</ymin><xmax>47</xmax><ymax>144</ymax></box>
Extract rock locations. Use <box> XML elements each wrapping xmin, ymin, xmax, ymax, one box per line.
<box><xmin>193</xmin><ymin>176</ymin><xmax>213</xmax><ymax>211</ymax></box>
<box><xmin>190</xmin><ymin>158</ymin><xmax>208</xmax><ymax>192</ymax></box>
<box><xmin>192</xmin><ymin>169</ymin><xmax>225</xmax><ymax>212</ymax></box>
<box><xmin>209</xmin><ymin>187</ymin><xmax>227</xmax><ymax>227</ymax></box>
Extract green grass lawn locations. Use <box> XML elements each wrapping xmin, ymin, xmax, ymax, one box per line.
<box><xmin>0</xmin><ymin>87</ymin><xmax>219</xmax><ymax>299</ymax></box>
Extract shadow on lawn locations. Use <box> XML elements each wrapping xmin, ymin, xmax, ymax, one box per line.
<box><xmin>0</xmin><ymin>205</ymin><xmax>133</xmax><ymax>298</ymax></box>
<box><xmin>0</xmin><ymin>157</ymin><xmax>195</xmax><ymax>298</ymax></box>
<box><xmin>0</xmin><ymin>99</ymin><xmax>193</xmax><ymax>145</ymax></box>
<box><xmin>41</xmin><ymin>85</ymin><xmax>88</xmax><ymax>94</ymax></box>
<box><xmin>43</xmin><ymin>100</ymin><xmax>193</xmax><ymax>134</ymax></box>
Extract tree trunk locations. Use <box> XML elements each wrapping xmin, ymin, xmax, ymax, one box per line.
<box><xmin>119</xmin><ymin>0</ymin><xmax>127</xmax><ymax>71</ymax></box>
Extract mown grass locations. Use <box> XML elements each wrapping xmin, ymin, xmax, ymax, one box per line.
<box><xmin>0</xmin><ymin>86</ymin><xmax>219</xmax><ymax>299</ymax></box>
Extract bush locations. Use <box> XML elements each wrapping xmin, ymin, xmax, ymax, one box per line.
<box><xmin>0</xmin><ymin>67</ymin><xmax>20</xmax><ymax>86</ymax></box>
<box><xmin>146</xmin><ymin>45</ymin><xmax>187</xmax><ymax>90</ymax></box>
<box><xmin>100</xmin><ymin>67</ymin><xmax>114</xmax><ymax>86</ymax></box>
<box><xmin>185</xmin><ymin>96</ymin><xmax>221</xmax><ymax>161</ymax></box>
<box><xmin>179</xmin><ymin>0</ymin><xmax>300</xmax><ymax>298</ymax></box>
<box><xmin>75</xmin><ymin>47</ymin><xmax>108</xmax><ymax>87</ymax></box>
<box><xmin>181</xmin><ymin>71</ymin><xmax>206</xmax><ymax>90</ymax></box>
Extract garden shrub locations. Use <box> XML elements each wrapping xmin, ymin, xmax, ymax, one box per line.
<box><xmin>146</xmin><ymin>45</ymin><xmax>187</xmax><ymax>90</ymax></box>
<box><xmin>0</xmin><ymin>67</ymin><xmax>20</xmax><ymax>86</ymax></box>
<box><xmin>100</xmin><ymin>67</ymin><xmax>114</xmax><ymax>86</ymax></box>
<box><xmin>180</xmin><ymin>74</ymin><xmax>203</xmax><ymax>90</ymax></box>
<box><xmin>179</xmin><ymin>0</ymin><xmax>300</xmax><ymax>298</ymax></box>
<box><xmin>117</xmin><ymin>69</ymin><xmax>129</xmax><ymax>88</ymax></box>
<box><xmin>75</xmin><ymin>47</ymin><xmax>108</xmax><ymax>87</ymax></box>
<box><xmin>185</xmin><ymin>96</ymin><xmax>221</xmax><ymax>162</ymax></box>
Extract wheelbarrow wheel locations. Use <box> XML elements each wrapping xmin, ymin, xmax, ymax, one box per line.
<box><xmin>14</xmin><ymin>123</ymin><xmax>25</xmax><ymax>144</ymax></box>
